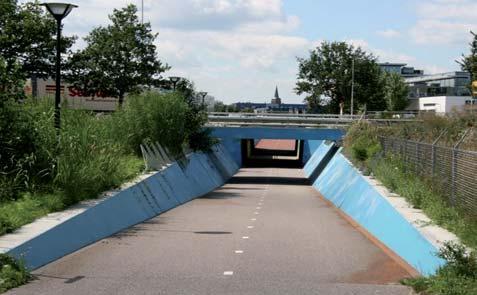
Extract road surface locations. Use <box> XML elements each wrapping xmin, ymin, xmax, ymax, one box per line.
<box><xmin>7</xmin><ymin>168</ymin><xmax>415</xmax><ymax>295</ymax></box>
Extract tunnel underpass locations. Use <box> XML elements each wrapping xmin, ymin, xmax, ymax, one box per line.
<box><xmin>241</xmin><ymin>139</ymin><xmax>304</xmax><ymax>168</ymax></box>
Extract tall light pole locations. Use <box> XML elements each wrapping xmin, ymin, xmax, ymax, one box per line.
<box><xmin>41</xmin><ymin>2</ymin><xmax>77</xmax><ymax>132</ymax></box>
<box><xmin>351</xmin><ymin>58</ymin><xmax>355</xmax><ymax>116</ymax></box>
<box><xmin>169</xmin><ymin>76</ymin><xmax>181</xmax><ymax>91</ymax></box>
<box><xmin>199</xmin><ymin>91</ymin><xmax>208</xmax><ymax>107</ymax></box>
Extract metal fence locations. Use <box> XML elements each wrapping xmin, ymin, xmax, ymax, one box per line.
<box><xmin>379</xmin><ymin>136</ymin><xmax>477</xmax><ymax>218</ymax></box>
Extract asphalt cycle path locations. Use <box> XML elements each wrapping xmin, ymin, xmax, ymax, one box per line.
<box><xmin>7</xmin><ymin>168</ymin><xmax>415</xmax><ymax>295</ymax></box>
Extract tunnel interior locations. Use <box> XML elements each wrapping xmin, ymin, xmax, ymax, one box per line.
<box><xmin>241</xmin><ymin>139</ymin><xmax>304</xmax><ymax>168</ymax></box>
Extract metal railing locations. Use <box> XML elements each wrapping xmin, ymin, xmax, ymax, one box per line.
<box><xmin>379</xmin><ymin>135</ymin><xmax>477</xmax><ymax>218</ymax></box>
<box><xmin>207</xmin><ymin>112</ymin><xmax>420</xmax><ymax>128</ymax></box>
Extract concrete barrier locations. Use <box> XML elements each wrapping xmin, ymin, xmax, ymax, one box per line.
<box><xmin>303</xmin><ymin>141</ymin><xmax>332</xmax><ymax>178</ymax></box>
<box><xmin>7</xmin><ymin>144</ymin><xmax>239</xmax><ymax>270</ymax></box>
<box><xmin>309</xmin><ymin>149</ymin><xmax>444</xmax><ymax>275</ymax></box>
<box><xmin>303</xmin><ymin>140</ymin><xmax>323</xmax><ymax>164</ymax></box>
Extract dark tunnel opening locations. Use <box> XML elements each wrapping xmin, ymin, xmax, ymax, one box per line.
<box><xmin>241</xmin><ymin>139</ymin><xmax>304</xmax><ymax>168</ymax></box>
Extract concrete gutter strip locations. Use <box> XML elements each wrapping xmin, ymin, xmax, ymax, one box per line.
<box><xmin>0</xmin><ymin>172</ymin><xmax>155</xmax><ymax>254</ymax></box>
<box><xmin>362</xmin><ymin>173</ymin><xmax>460</xmax><ymax>250</ymax></box>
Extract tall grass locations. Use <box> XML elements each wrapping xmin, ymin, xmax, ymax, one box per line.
<box><xmin>0</xmin><ymin>91</ymin><xmax>210</xmax><ymax>234</ymax></box>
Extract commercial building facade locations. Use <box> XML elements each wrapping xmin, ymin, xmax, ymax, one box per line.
<box><xmin>405</xmin><ymin>71</ymin><xmax>472</xmax><ymax>98</ymax></box>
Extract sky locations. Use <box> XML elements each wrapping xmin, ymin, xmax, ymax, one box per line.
<box><xmin>33</xmin><ymin>0</ymin><xmax>477</xmax><ymax>104</ymax></box>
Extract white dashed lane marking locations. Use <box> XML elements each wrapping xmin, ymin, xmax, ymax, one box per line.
<box><xmin>223</xmin><ymin>271</ymin><xmax>234</xmax><ymax>276</ymax></box>
<box><xmin>242</xmin><ymin>236</ymin><xmax>249</xmax><ymax>239</ymax></box>
<box><xmin>235</xmin><ymin>250</ymin><xmax>244</xmax><ymax>254</ymax></box>
<box><xmin>247</xmin><ymin>226</ymin><xmax>254</xmax><ymax>229</ymax></box>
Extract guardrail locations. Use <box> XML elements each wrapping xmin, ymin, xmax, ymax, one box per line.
<box><xmin>207</xmin><ymin>112</ymin><xmax>420</xmax><ymax>128</ymax></box>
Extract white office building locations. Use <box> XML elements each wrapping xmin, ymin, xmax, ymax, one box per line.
<box><xmin>407</xmin><ymin>96</ymin><xmax>476</xmax><ymax>114</ymax></box>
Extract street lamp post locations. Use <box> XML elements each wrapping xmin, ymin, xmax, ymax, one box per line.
<box><xmin>351</xmin><ymin>58</ymin><xmax>355</xmax><ymax>117</ymax></box>
<box><xmin>198</xmin><ymin>92</ymin><xmax>208</xmax><ymax>107</ymax></box>
<box><xmin>41</xmin><ymin>2</ymin><xmax>77</xmax><ymax>132</ymax></box>
<box><xmin>169</xmin><ymin>76</ymin><xmax>181</xmax><ymax>91</ymax></box>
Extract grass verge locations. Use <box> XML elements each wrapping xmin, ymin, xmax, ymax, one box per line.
<box><xmin>0</xmin><ymin>254</ymin><xmax>31</xmax><ymax>293</ymax></box>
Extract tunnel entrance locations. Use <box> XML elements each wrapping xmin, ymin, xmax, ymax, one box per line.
<box><xmin>241</xmin><ymin>139</ymin><xmax>304</xmax><ymax>168</ymax></box>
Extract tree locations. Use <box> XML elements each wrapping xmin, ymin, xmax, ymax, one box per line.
<box><xmin>458</xmin><ymin>31</ymin><xmax>477</xmax><ymax>82</ymax></box>
<box><xmin>0</xmin><ymin>0</ymin><xmax>75</xmax><ymax>99</ymax></box>
<box><xmin>383</xmin><ymin>72</ymin><xmax>409</xmax><ymax>111</ymax></box>
<box><xmin>67</xmin><ymin>4</ymin><xmax>169</xmax><ymax>106</ymax></box>
<box><xmin>296</xmin><ymin>41</ymin><xmax>386</xmax><ymax>113</ymax></box>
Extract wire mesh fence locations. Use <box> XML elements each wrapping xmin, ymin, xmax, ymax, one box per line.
<box><xmin>379</xmin><ymin>136</ymin><xmax>477</xmax><ymax>218</ymax></box>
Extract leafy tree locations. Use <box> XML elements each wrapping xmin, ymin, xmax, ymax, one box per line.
<box><xmin>0</xmin><ymin>0</ymin><xmax>75</xmax><ymax>99</ymax></box>
<box><xmin>67</xmin><ymin>4</ymin><xmax>169</xmax><ymax>106</ymax></box>
<box><xmin>383</xmin><ymin>72</ymin><xmax>409</xmax><ymax>111</ymax></box>
<box><xmin>296</xmin><ymin>41</ymin><xmax>386</xmax><ymax>113</ymax></box>
<box><xmin>458</xmin><ymin>31</ymin><xmax>477</xmax><ymax>83</ymax></box>
<box><xmin>213</xmin><ymin>101</ymin><xmax>226</xmax><ymax>112</ymax></box>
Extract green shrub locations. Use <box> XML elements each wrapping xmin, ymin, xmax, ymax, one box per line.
<box><xmin>404</xmin><ymin>243</ymin><xmax>477</xmax><ymax>295</ymax></box>
<box><xmin>0</xmin><ymin>254</ymin><xmax>31</xmax><ymax>293</ymax></box>
<box><xmin>345</xmin><ymin>121</ymin><xmax>381</xmax><ymax>163</ymax></box>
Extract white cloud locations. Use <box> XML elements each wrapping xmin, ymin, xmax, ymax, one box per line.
<box><xmin>377</xmin><ymin>29</ymin><xmax>401</xmax><ymax>39</ymax></box>
<box><xmin>410</xmin><ymin>0</ymin><xmax>477</xmax><ymax>45</ymax></box>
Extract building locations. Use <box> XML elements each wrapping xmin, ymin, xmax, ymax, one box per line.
<box><xmin>379</xmin><ymin>63</ymin><xmax>424</xmax><ymax>78</ymax></box>
<box><xmin>25</xmin><ymin>78</ymin><xmax>119</xmax><ymax>111</ymax></box>
<box><xmin>233</xmin><ymin>86</ymin><xmax>307</xmax><ymax>113</ymax></box>
<box><xmin>405</xmin><ymin>71</ymin><xmax>472</xmax><ymax>98</ymax></box>
<box><xmin>406</xmin><ymin>96</ymin><xmax>476</xmax><ymax>114</ymax></box>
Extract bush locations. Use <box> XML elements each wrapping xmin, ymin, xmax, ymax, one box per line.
<box><xmin>345</xmin><ymin>121</ymin><xmax>381</xmax><ymax>163</ymax></box>
<box><xmin>0</xmin><ymin>254</ymin><xmax>31</xmax><ymax>293</ymax></box>
<box><xmin>404</xmin><ymin>243</ymin><xmax>477</xmax><ymax>295</ymax></box>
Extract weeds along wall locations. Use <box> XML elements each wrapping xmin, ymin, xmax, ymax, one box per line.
<box><xmin>6</xmin><ymin>144</ymin><xmax>239</xmax><ymax>270</ymax></box>
<box><xmin>306</xmin><ymin>143</ymin><xmax>444</xmax><ymax>275</ymax></box>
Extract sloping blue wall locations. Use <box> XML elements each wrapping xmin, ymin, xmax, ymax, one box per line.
<box><xmin>303</xmin><ymin>140</ymin><xmax>323</xmax><ymax>164</ymax></box>
<box><xmin>303</xmin><ymin>141</ymin><xmax>332</xmax><ymax>178</ymax></box>
<box><xmin>305</xmin><ymin>147</ymin><xmax>444</xmax><ymax>275</ymax></box>
<box><xmin>8</xmin><ymin>144</ymin><xmax>239</xmax><ymax>270</ymax></box>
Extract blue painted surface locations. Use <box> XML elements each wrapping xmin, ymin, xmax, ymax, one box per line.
<box><xmin>303</xmin><ymin>140</ymin><xmax>323</xmax><ymax>164</ymax></box>
<box><xmin>303</xmin><ymin>141</ymin><xmax>332</xmax><ymax>178</ymax></box>
<box><xmin>8</xmin><ymin>144</ymin><xmax>239</xmax><ymax>270</ymax></box>
<box><xmin>211</xmin><ymin>127</ymin><xmax>345</xmax><ymax>141</ymax></box>
<box><xmin>312</xmin><ymin>150</ymin><xmax>444</xmax><ymax>275</ymax></box>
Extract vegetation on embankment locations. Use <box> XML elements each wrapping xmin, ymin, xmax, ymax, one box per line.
<box><xmin>344</xmin><ymin>119</ymin><xmax>477</xmax><ymax>295</ymax></box>
<box><xmin>0</xmin><ymin>254</ymin><xmax>31</xmax><ymax>293</ymax></box>
<box><xmin>0</xmin><ymin>92</ymin><xmax>212</xmax><ymax>236</ymax></box>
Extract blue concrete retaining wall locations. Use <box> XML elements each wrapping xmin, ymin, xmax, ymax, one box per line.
<box><xmin>8</xmin><ymin>144</ymin><xmax>239</xmax><ymax>270</ymax></box>
<box><xmin>303</xmin><ymin>140</ymin><xmax>323</xmax><ymax>164</ymax></box>
<box><xmin>310</xmin><ymin>150</ymin><xmax>444</xmax><ymax>275</ymax></box>
<box><xmin>303</xmin><ymin>141</ymin><xmax>332</xmax><ymax>178</ymax></box>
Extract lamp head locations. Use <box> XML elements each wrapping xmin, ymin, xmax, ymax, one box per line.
<box><xmin>41</xmin><ymin>2</ymin><xmax>77</xmax><ymax>21</ymax></box>
<box><xmin>169</xmin><ymin>76</ymin><xmax>181</xmax><ymax>83</ymax></box>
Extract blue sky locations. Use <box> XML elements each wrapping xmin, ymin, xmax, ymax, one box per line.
<box><xmin>31</xmin><ymin>0</ymin><xmax>477</xmax><ymax>103</ymax></box>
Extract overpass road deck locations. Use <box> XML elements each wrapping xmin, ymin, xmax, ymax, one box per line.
<box><xmin>8</xmin><ymin>168</ymin><xmax>414</xmax><ymax>295</ymax></box>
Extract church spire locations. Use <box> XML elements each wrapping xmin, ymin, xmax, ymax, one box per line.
<box><xmin>274</xmin><ymin>86</ymin><xmax>280</xmax><ymax>99</ymax></box>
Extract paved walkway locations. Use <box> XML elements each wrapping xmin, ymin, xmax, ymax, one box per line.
<box><xmin>8</xmin><ymin>168</ymin><xmax>414</xmax><ymax>295</ymax></box>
